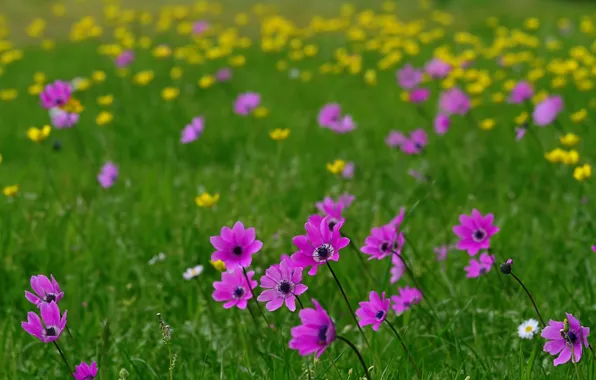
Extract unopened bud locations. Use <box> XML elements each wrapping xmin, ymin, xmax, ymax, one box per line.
<box><xmin>500</xmin><ymin>258</ymin><xmax>513</xmax><ymax>274</ymax></box>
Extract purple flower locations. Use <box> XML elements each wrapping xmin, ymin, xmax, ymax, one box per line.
<box><xmin>509</xmin><ymin>81</ymin><xmax>534</xmax><ymax>104</ymax></box>
<box><xmin>356</xmin><ymin>291</ymin><xmax>390</xmax><ymax>331</ymax></box>
<box><xmin>115</xmin><ymin>50</ymin><xmax>135</xmax><ymax>68</ymax></box>
<box><xmin>329</xmin><ymin>114</ymin><xmax>357</xmax><ymax>134</ymax></box>
<box><xmin>391</xmin><ymin>286</ymin><xmax>422</xmax><ymax>314</ymax></box>
<box><xmin>212</xmin><ymin>268</ymin><xmax>256</xmax><ymax>309</ymax></box>
<box><xmin>289</xmin><ymin>299</ymin><xmax>336</xmax><ymax>358</ymax></box>
<box><xmin>192</xmin><ymin>21</ymin><xmax>209</xmax><ymax>35</ymax></box>
<box><xmin>542</xmin><ymin>313</ymin><xmax>590</xmax><ymax>366</ymax></box>
<box><xmin>257</xmin><ymin>259</ymin><xmax>308</xmax><ymax>312</ymax></box>
<box><xmin>210</xmin><ymin>221</ymin><xmax>263</xmax><ymax>268</ymax></box>
<box><xmin>21</xmin><ymin>301</ymin><xmax>67</xmax><ymax>343</ymax></box>
<box><xmin>409</xmin><ymin>88</ymin><xmax>430</xmax><ymax>104</ymax></box>
<box><xmin>388</xmin><ymin>128</ymin><xmax>428</xmax><ymax>155</ymax></box>
<box><xmin>397</xmin><ymin>64</ymin><xmax>423</xmax><ymax>89</ymax></box>
<box><xmin>25</xmin><ymin>274</ymin><xmax>64</xmax><ymax>307</ymax></box>
<box><xmin>464</xmin><ymin>252</ymin><xmax>495</xmax><ymax>278</ymax></box>
<box><xmin>386</xmin><ymin>131</ymin><xmax>408</xmax><ymax>148</ymax></box>
<box><xmin>434</xmin><ymin>244</ymin><xmax>451</xmax><ymax>261</ymax></box>
<box><xmin>318</xmin><ymin>103</ymin><xmax>342</xmax><ymax>128</ymax></box>
<box><xmin>390</xmin><ymin>254</ymin><xmax>405</xmax><ymax>283</ymax></box>
<box><xmin>434</xmin><ymin>114</ymin><xmax>450</xmax><ymax>135</ymax></box>
<box><xmin>439</xmin><ymin>88</ymin><xmax>470</xmax><ymax>116</ymax></box>
<box><xmin>215</xmin><ymin>67</ymin><xmax>232</xmax><ymax>82</ymax></box>
<box><xmin>425</xmin><ymin>58</ymin><xmax>451</xmax><ymax>78</ymax></box>
<box><xmin>453</xmin><ymin>209</ymin><xmax>500</xmax><ymax>256</ymax></box>
<box><xmin>97</xmin><ymin>162</ymin><xmax>118</xmax><ymax>189</ymax></box>
<box><xmin>592</xmin><ymin>245</ymin><xmax>596</xmax><ymax>253</ymax></box>
<box><xmin>181</xmin><ymin>116</ymin><xmax>205</xmax><ymax>144</ymax></box>
<box><xmin>316</xmin><ymin>195</ymin><xmax>352</xmax><ymax>221</ymax></box>
<box><xmin>40</xmin><ymin>80</ymin><xmax>72</xmax><ymax>109</ymax></box>
<box><xmin>533</xmin><ymin>96</ymin><xmax>563</xmax><ymax>126</ymax></box>
<box><xmin>342</xmin><ymin>162</ymin><xmax>355</xmax><ymax>179</ymax></box>
<box><xmin>388</xmin><ymin>207</ymin><xmax>406</xmax><ymax>230</ymax></box>
<box><xmin>291</xmin><ymin>216</ymin><xmax>350</xmax><ymax>275</ymax></box>
<box><xmin>73</xmin><ymin>362</ymin><xmax>98</xmax><ymax>380</ymax></box>
<box><xmin>361</xmin><ymin>225</ymin><xmax>404</xmax><ymax>260</ymax></box>
<box><xmin>515</xmin><ymin>126</ymin><xmax>527</xmax><ymax>141</ymax></box>
<box><xmin>49</xmin><ymin>108</ymin><xmax>79</xmax><ymax>129</ymax></box>
<box><xmin>234</xmin><ymin>92</ymin><xmax>261</xmax><ymax>115</ymax></box>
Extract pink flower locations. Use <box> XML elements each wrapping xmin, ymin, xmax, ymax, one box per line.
<box><xmin>515</xmin><ymin>126</ymin><xmax>527</xmax><ymax>141</ymax></box>
<box><xmin>212</xmin><ymin>268</ymin><xmax>257</xmax><ymax>309</ymax></box>
<box><xmin>361</xmin><ymin>225</ymin><xmax>404</xmax><ymax>260</ymax></box>
<box><xmin>592</xmin><ymin>245</ymin><xmax>596</xmax><ymax>253</ymax></box>
<box><xmin>215</xmin><ymin>67</ymin><xmax>232</xmax><ymax>82</ymax></box>
<box><xmin>541</xmin><ymin>313</ymin><xmax>590</xmax><ymax>366</ymax></box>
<box><xmin>329</xmin><ymin>115</ymin><xmax>357</xmax><ymax>134</ymax></box>
<box><xmin>318</xmin><ymin>103</ymin><xmax>342</xmax><ymax>128</ymax></box>
<box><xmin>192</xmin><ymin>21</ymin><xmax>209</xmax><ymax>35</ymax></box>
<box><xmin>391</xmin><ymin>286</ymin><xmax>422</xmax><ymax>314</ymax></box>
<box><xmin>434</xmin><ymin>114</ymin><xmax>450</xmax><ymax>135</ymax></box>
<box><xmin>409</xmin><ymin>88</ymin><xmax>430</xmax><ymax>104</ymax></box>
<box><xmin>434</xmin><ymin>244</ymin><xmax>450</xmax><ymax>261</ymax></box>
<box><xmin>464</xmin><ymin>252</ymin><xmax>495</xmax><ymax>278</ymax></box>
<box><xmin>425</xmin><ymin>58</ymin><xmax>451</xmax><ymax>78</ymax></box>
<box><xmin>356</xmin><ymin>291</ymin><xmax>390</xmax><ymax>331</ymax></box>
<box><xmin>385</xmin><ymin>131</ymin><xmax>408</xmax><ymax>148</ymax></box>
<box><xmin>342</xmin><ymin>162</ymin><xmax>355</xmax><ymax>179</ymax></box>
<box><xmin>115</xmin><ymin>50</ymin><xmax>135</xmax><ymax>68</ymax></box>
<box><xmin>181</xmin><ymin>116</ymin><xmax>205</xmax><ymax>144</ymax></box>
<box><xmin>25</xmin><ymin>274</ymin><xmax>64</xmax><ymax>307</ymax></box>
<box><xmin>289</xmin><ymin>299</ymin><xmax>336</xmax><ymax>358</ymax></box>
<box><xmin>257</xmin><ymin>259</ymin><xmax>308</xmax><ymax>312</ymax></box>
<box><xmin>452</xmin><ymin>209</ymin><xmax>499</xmax><ymax>256</ymax></box>
<box><xmin>97</xmin><ymin>162</ymin><xmax>118</xmax><ymax>189</ymax></box>
<box><xmin>291</xmin><ymin>216</ymin><xmax>350</xmax><ymax>276</ymax></box>
<box><xmin>388</xmin><ymin>128</ymin><xmax>428</xmax><ymax>155</ymax></box>
<box><xmin>234</xmin><ymin>92</ymin><xmax>261</xmax><ymax>115</ymax></box>
<box><xmin>40</xmin><ymin>80</ymin><xmax>72</xmax><ymax>109</ymax></box>
<box><xmin>390</xmin><ymin>254</ymin><xmax>406</xmax><ymax>283</ymax></box>
<box><xmin>533</xmin><ymin>95</ymin><xmax>563</xmax><ymax>126</ymax></box>
<box><xmin>439</xmin><ymin>88</ymin><xmax>470</xmax><ymax>116</ymax></box>
<box><xmin>388</xmin><ymin>207</ymin><xmax>406</xmax><ymax>230</ymax></box>
<box><xmin>509</xmin><ymin>81</ymin><xmax>534</xmax><ymax>104</ymax></box>
<box><xmin>50</xmin><ymin>108</ymin><xmax>79</xmax><ymax>129</ymax></box>
<box><xmin>210</xmin><ymin>221</ymin><xmax>263</xmax><ymax>268</ymax></box>
<box><xmin>21</xmin><ymin>301</ymin><xmax>67</xmax><ymax>343</ymax></box>
<box><xmin>73</xmin><ymin>362</ymin><xmax>98</xmax><ymax>380</ymax></box>
<box><xmin>397</xmin><ymin>64</ymin><xmax>423</xmax><ymax>89</ymax></box>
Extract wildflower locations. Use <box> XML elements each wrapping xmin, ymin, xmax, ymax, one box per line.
<box><xmin>96</xmin><ymin>111</ymin><xmax>113</xmax><ymax>126</ymax></box>
<box><xmin>148</xmin><ymin>252</ymin><xmax>167</xmax><ymax>265</ymax></box>
<box><xmin>195</xmin><ymin>192</ymin><xmax>219</xmax><ymax>207</ymax></box>
<box><xmin>364</xmin><ymin>69</ymin><xmax>376</xmax><ymax>85</ymax></box>
<box><xmin>61</xmin><ymin>98</ymin><xmax>84</xmax><ymax>114</ymax></box>
<box><xmin>181</xmin><ymin>117</ymin><xmax>205</xmax><ymax>144</ymax></box>
<box><xmin>0</xmin><ymin>89</ymin><xmax>18</xmax><ymax>101</ymax></box>
<box><xmin>570</xmin><ymin>109</ymin><xmax>587</xmax><ymax>124</ymax></box>
<box><xmin>198</xmin><ymin>75</ymin><xmax>215</xmax><ymax>88</ymax></box>
<box><xmin>210</xmin><ymin>221</ymin><xmax>262</xmax><ymax>268</ymax></box>
<box><xmin>3</xmin><ymin>185</ymin><xmax>18</xmax><ymax>197</ymax></box>
<box><xmin>439</xmin><ymin>87</ymin><xmax>471</xmax><ymax>116</ymax></box>
<box><xmin>115</xmin><ymin>50</ymin><xmax>135</xmax><ymax>68</ymax></box>
<box><xmin>40</xmin><ymin>80</ymin><xmax>72</xmax><ymax>109</ymax></box>
<box><xmin>509</xmin><ymin>81</ymin><xmax>534</xmax><ymax>104</ymax></box>
<box><xmin>533</xmin><ymin>96</ymin><xmax>563</xmax><ymax>126</ymax></box>
<box><xmin>408</xmin><ymin>88</ymin><xmax>430</xmax><ymax>104</ymax></box>
<box><xmin>390</xmin><ymin>254</ymin><xmax>406</xmax><ymax>283</ymax></box>
<box><xmin>434</xmin><ymin>244</ymin><xmax>450</xmax><ymax>261</ymax></box>
<box><xmin>315</xmin><ymin>194</ymin><xmax>352</xmax><ymax>227</ymax></box>
<box><xmin>573</xmin><ymin>164</ymin><xmax>592</xmax><ymax>181</ymax></box>
<box><xmin>397</xmin><ymin>64</ymin><xmax>423</xmax><ymax>89</ymax></box>
<box><xmin>326</xmin><ymin>159</ymin><xmax>346</xmax><ymax>175</ymax></box>
<box><xmin>560</xmin><ymin>133</ymin><xmax>580</xmax><ymax>147</ymax></box>
<box><xmin>192</xmin><ymin>21</ymin><xmax>209</xmax><ymax>35</ymax></box>
<box><xmin>97</xmin><ymin>161</ymin><xmax>118</xmax><ymax>189</ymax></box>
<box><xmin>541</xmin><ymin>313</ymin><xmax>590</xmax><ymax>366</ymax></box>
<box><xmin>25</xmin><ymin>274</ymin><xmax>64</xmax><ymax>307</ymax></box>
<box><xmin>329</xmin><ymin>115</ymin><xmax>357</xmax><ymax>134</ymax></box>
<box><xmin>318</xmin><ymin>103</ymin><xmax>342</xmax><ymax>128</ymax></box>
<box><xmin>212</xmin><ymin>267</ymin><xmax>256</xmax><ymax>309</ymax></box>
<box><xmin>289</xmin><ymin>299</ymin><xmax>336</xmax><ymax>358</ymax></box>
<box><xmin>518</xmin><ymin>319</ymin><xmax>540</xmax><ymax>339</ymax></box>
<box><xmin>70</xmin><ymin>77</ymin><xmax>90</xmax><ymax>92</ymax></box>
<box><xmin>21</xmin><ymin>301</ymin><xmax>67</xmax><ymax>343</ymax></box>
<box><xmin>234</xmin><ymin>92</ymin><xmax>261</xmax><ymax>115</ymax></box>
<box><xmin>425</xmin><ymin>58</ymin><xmax>451</xmax><ymax>78</ymax></box>
<box><xmin>133</xmin><ymin>70</ymin><xmax>154</xmax><ymax>86</ymax></box>
<box><xmin>170</xmin><ymin>66</ymin><xmax>183</xmax><ymax>80</ymax></box>
<box><xmin>73</xmin><ymin>362</ymin><xmax>98</xmax><ymax>380</ymax></box>
<box><xmin>210</xmin><ymin>260</ymin><xmax>226</xmax><ymax>272</ymax></box>
<box><xmin>479</xmin><ymin>119</ymin><xmax>495</xmax><ymax>130</ymax></box>
<box><xmin>356</xmin><ymin>291</ymin><xmax>390</xmax><ymax>331</ymax></box>
<box><xmin>563</xmin><ymin>150</ymin><xmax>580</xmax><ymax>165</ymax></box>
<box><xmin>97</xmin><ymin>95</ymin><xmax>113</xmax><ymax>106</ymax></box>
<box><xmin>500</xmin><ymin>258</ymin><xmax>513</xmax><ymax>274</ymax></box>
<box><xmin>28</xmin><ymin>83</ymin><xmax>43</xmax><ymax>95</ymax></box>
<box><xmin>391</xmin><ymin>286</ymin><xmax>422</xmax><ymax>314</ymax></box>
<box><xmin>215</xmin><ymin>67</ymin><xmax>232</xmax><ymax>82</ymax></box>
<box><xmin>342</xmin><ymin>162</ymin><xmax>355</xmax><ymax>179</ymax></box>
<box><xmin>258</xmin><ymin>259</ymin><xmax>308</xmax><ymax>312</ymax></box>
<box><xmin>387</xmin><ymin>128</ymin><xmax>428</xmax><ymax>154</ymax></box>
<box><xmin>161</xmin><ymin>87</ymin><xmax>179</xmax><ymax>101</ymax></box>
<box><xmin>92</xmin><ymin>71</ymin><xmax>106</xmax><ymax>83</ymax></box>
<box><xmin>183</xmin><ymin>265</ymin><xmax>204</xmax><ymax>280</ymax></box>
<box><xmin>50</xmin><ymin>108</ymin><xmax>79</xmax><ymax>129</ymax></box>
<box><xmin>27</xmin><ymin>125</ymin><xmax>51</xmax><ymax>143</ymax></box>
<box><xmin>464</xmin><ymin>252</ymin><xmax>495</xmax><ymax>278</ymax></box>
<box><xmin>291</xmin><ymin>216</ymin><xmax>350</xmax><ymax>276</ymax></box>
<box><xmin>152</xmin><ymin>45</ymin><xmax>172</xmax><ymax>59</ymax></box>
<box><xmin>545</xmin><ymin>148</ymin><xmax>567</xmax><ymax>163</ymax></box>
<box><xmin>453</xmin><ymin>209</ymin><xmax>499</xmax><ymax>256</ymax></box>
<box><xmin>361</xmin><ymin>225</ymin><xmax>404</xmax><ymax>260</ymax></box>
<box><xmin>434</xmin><ymin>114</ymin><xmax>450</xmax><ymax>135</ymax></box>
<box><xmin>269</xmin><ymin>128</ymin><xmax>290</xmax><ymax>141</ymax></box>
<box><xmin>516</xmin><ymin>112</ymin><xmax>529</xmax><ymax>125</ymax></box>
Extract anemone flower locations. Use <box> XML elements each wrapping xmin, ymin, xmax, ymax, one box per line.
<box><xmin>464</xmin><ymin>252</ymin><xmax>495</xmax><ymax>278</ymax></box>
<box><xmin>361</xmin><ymin>225</ymin><xmax>404</xmax><ymax>260</ymax></box>
<box><xmin>212</xmin><ymin>268</ymin><xmax>257</xmax><ymax>309</ymax></box>
<box><xmin>21</xmin><ymin>301</ymin><xmax>67</xmax><ymax>343</ymax></box>
<box><xmin>25</xmin><ymin>274</ymin><xmax>64</xmax><ymax>307</ymax></box>
<box><xmin>409</xmin><ymin>88</ymin><xmax>430</xmax><ymax>104</ymax></box>
<box><xmin>452</xmin><ymin>209</ymin><xmax>499</xmax><ymax>256</ymax></box>
<box><xmin>387</xmin><ymin>128</ymin><xmax>428</xmax><ymax>154</ymax></box>
<box><xmin>115</xmin><ymin>50</ymin><xmax>135</xmax><ymax>68</ymax></box>
<box><xmin>509</xmin><ymin>81</ymin><xmax>534</xmax><ymax>104</ymax></box>
<box><xmin>434</xmin><ymin>114</ymin><xmax>450</xmax><ymax>135</ymax></box>
<box><xmin>391</xmin><ymin>286</ymin><xmax>422</xmax><ymax>314</ymax></box>
<box><xmin>289</xmin><ymin>299</ymin><xmax>336</xmax><ymax>357</ymax></box>
<box><xmin>97</xmin><ymin>161</ymin><xmax>118</xmax><ymax>189</ymax></box>
<box><xmin>73</xmin><ymin>361</ymin><xmax>98</xmax><ymax>380</ymax></box>
<box><xmin>234</xmin><ymin>92</ymin><xmax>261</xmax><ymax>115</ymax></box>
<box><xmin>397</xmin><ymin>64</ymin><xmax>423</xmax><ymax>89</ymax></box>
<box><xmin>329</xmin><ymin>114</ymin><xmax>357</xmax><ymax>134</ymax></box>
<box><xmin>541</xmin><ymin>313</ymin><xmax>590</xmax><ymax>366</ymax></box>
<box><xmin>49</xmin><ymin>108</ymin><xmax>79</xmax><ymax>129</ymax></box>
<box><xmin>356</xmin><ymin>291</ymin><xmax>390</xmax><ymax>331</ymax></box>
<box><xmin>439</xmin><ymin>87</ymin><xmax>470</xmax><ymax>116</ymax></box>
<box><xmin>533</xmin><ymin>95</ymin><xmax>563</xmax><ymax>126</ymax></box>
<box><xmin>390</xmin><ymin>254</ymin><xmax>406</xmax><ymax>283</ymax></box>
<box><xmin>258</xmin><ymin>259</ymin><xmax>308</xmax><ymax>312</ymax></box>
<box><xmin>425</xmin><ymin>58</ymin><xmax>451</xmax><ymax>78</ymax></box>
<box><xmin>40</xmin><ymin>80</ymin><xmax>72</xmax><ymax>109</ymax></box>
<box><xmin>210</xmin><ymin>221</ymin><xmax>263</xmax><ymax>268</ymax></box>
<box><xmin>318</xmin><ymin>103</ymin><xmax>342</xmax><ymax>128</ymax></box>
<box><xmin>181</xmin><ymin>116</ymin><xmax>205</xmax><ymax>144</ymax></box>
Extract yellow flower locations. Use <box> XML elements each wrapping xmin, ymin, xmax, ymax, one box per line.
<box><xmin>326</xmin><ymin>159</ymin><xmax>346</xmax><ymax>175</ymax></box>
<box><xmin>304</xmin><ymin>44</ymin><xmax>318</xmax><ymax>57</ymax></box>
<box><xmin>210</xmin><ymin>260</ymin><xmax>226</xmax><ymax>272</ymax></box>
<box><xmin>97</xmin><ymin>95</ymin><xmax>114</xmax><ymax>106</ymax></box>
<box><xmin>563</xmin><ymin>150</ymin><xmax>580</xmax><ymax>165</ymax></box>
<box><xmin>269</xmin><ymin>128</ymin><xmax>290</xmax><ymax>141</ymax></box>
<box><xmin>198</xmin><ymin>75</ymin><xmax>215</xmax><ymax>89</ymax></box>
<box><xmin>96</xmin><ymin>111</ymin><xmax>113</xmax><ymax>126</ymax></box>
<box><xmin>133</xmin><ymin>70</ymin><xmax>154</xmax><ymax>86</ymax></box>
<box><xmin>3</xmin><ymin>185</ymin><xmax>18</xmax><ymax>197</ymax></box>
<box><xmin>524</xmin><ymin>18</ymin><xmax>540</xmax><ymax>30</ymax></box>
<box><xmin>0</xmin><ymin>89</ymin><xmax>17</xmax><ymax>101</ymax></box>
<box><xmin>544</xmin><ymin>148</ymin><xmax>566</xmax><ymax>163</ymax></box>
<box><xmin>571</xmin><ymin>109</ymin><xmax>587</xmax><ymax>124</ymax></box>
<box><xmin>27</xmin><ymin>125</ymin><xmax>51</xmax><ymax>143</ymax></box>
<box><xmin>491</xmin><ymin>92</ymin><xmax>504</xmax><ymax>103</ymax></box>
<box><xmin>229</xmin><ymin>55</ymin><xmax>246</xmax><ymax>67</ymax></box>
<box><xmin>515</xmin><ymin>112</ymin><xmax>529</xmax><ymax>125</ymax></box>
<box><xmin>299</xmin><ymin>71</ymin><xmax>312</xmax><ymax>82</ymax></box>
<box><xmin>161</xmin><ymin>87</ymin><xmax>179</xmax><ymax>101</ymax></box>
<box><xmin>560</xmin><ymin>133</ymin><xmax>580</xmax><ymax>147</ymax></box>
<box><xmin>28</xmin><ymin>83</ymin><xmax>43</xmax><ymax>95</ymax></box>
<box><xmin>92</xmin><ymin>70</ymin><xmax>106</xmax><ymax>83</ymax></box>
<box><xmin>573</xmin><ymin>163</ymin><xmax>592</xmax><ymax>181</ymax></box>
<box><xmin>170</xmin><ymin>66</ymin><xmax>183</xmax><ymax>80</ymax></box>
<box><xmin>52</xmin><ymin>3</ymin><xmax>66</xmax><ymax>16</ymax></box>
<box><xmin>276</xmin><ymin>60</ymin><xmax>288</xmax><ymax>71</ymax></box>
<box><xmin>41</xmin><ymin>39</ymin><xmax>54</xmax><ymax>51</ymax></box>
<box><xmin>71</xmin><ymin>77</ymin><xmax>90</xmax><ymax>91</ymax></box>
<box><xmin>62</xmin><ymin>98</ymin><xmax>84</xmax><ymax>113</ymax></box>
<box><xmin>253</xmin><ymin>106</ymin><xmax>269</xmax><ymax>118</ymax></box>
<box><xmin>479</xmin><ymin>119</ymin><xmax>495</xmax><ymax>130</ymax></box>
<box><xmin>152</xmin><ymin>45</ymin><xmax>172</xmax><ymax>58</ymax></box>
<box><xmin>26</xmin><ymin>18</ymin><xmax>46</xmax><ymax>38</ymax></box>
<box><xmin>364</xmin><ymin>69</ymin><xmax>377</xmax><ymax>86</ymax></box>
<box><xmin>195</xmin><ymin>192</ymin><xmax>220</xmax><ymax>208</ymax></box>
<box><xmin>33</xmin><ymin>72</ymin><xmax>46</xmax><ymax>83</ymax></box>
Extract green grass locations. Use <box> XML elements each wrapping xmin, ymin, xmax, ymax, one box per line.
<box><xmin>2</xmin><ymin>0</ymin><xmax>596</xmax><ymax>379</ymax></box>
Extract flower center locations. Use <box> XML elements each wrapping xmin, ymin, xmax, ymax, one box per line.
<box><xmin>567</xmin><ymin>331</ymin><xmax>578</xmax><ymax>343</ymax></box>
<box><xmin>328</xmin><ymin>220</ymin><xmax>337</xmax><ymax>231</ymax></box>
<box><xmin>45</xmin><ymin>327</ymin><xmax>57</xmax><ymax>337</ymax></box>
<box><xmin>403</xmin><ymin>301</ymin><xmax>411</xmax><ymax>308</ymax></box>
<box><xmin>277</xmin><ymin>280</ymin><xmax>293</xmax><ymax>295</ymax></box>
<box><xmin>375</xmin><ymin>310</ymin><xmax>385</xmax><ymax>320</ymax></box>
<box><xmin>232</xmin><ymin>246</ymin><xmax>243</xmax><ymax>256</ymax></box>
<box><xmin>380</xmin><ymin>242</ymin><xmax>390</xmax><ymax>252</ymax></box>
<box><xmin>313</xmin><ymin>244</ymin><xmax>334</xmax><ymax>262</ymax></box>
<box><xmin>525</xmin><ymin>326</ymin><xmax>533</xmax><ymax>333</ymax></box>
<box><xmin>317</xmin><ymin>325</ymin><xmax>329</xmax><ymax>345</ymax></box>
<box><xmin>472</xmin><ymin>228</ymin><xmax>486</xmax><ymax>242</ymax></box>
<box><xmin>83</xmin><ymin>376</ymin><xmax>94</xmax><ymax>380</ymax></box>
<box><xmin>233</xmin><ymin>287</ymin><xmax>245</xmax><ymax>299</ymax></box>
<box><xmin>45</xmin><ymin>294</ymin><xmax>56</xmax><ymax>303</ymax></box>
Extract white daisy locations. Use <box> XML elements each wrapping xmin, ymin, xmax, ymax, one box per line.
<box><xmin>518</xmin><ymin>319</ymin><xmax>540</xmax><ymax>339</ymax></box>
<box><xmin>183</xmin><ymin>265</ymin><xmax>204</xmax><ymax>280</ymax></box>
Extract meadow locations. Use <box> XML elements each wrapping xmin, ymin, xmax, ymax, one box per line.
<box><xmin>1</xmin><ymin>0</ymin><xmax>596</xmax><ymax>378</ymax></box>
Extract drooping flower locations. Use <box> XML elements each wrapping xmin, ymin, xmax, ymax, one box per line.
<box><xmin>73</xmin><ymin>361</ymin><xmax>98</xmax><ymax>380</ymax></box>
<box><xmin>397</xmin><ymin>64</ymin><xmax>423</xmax><ymax>89</ymax></box>
<box><xmin>40</xmin><ymin>80</ymin><xmax>72</xmax><ymax>109</ymax></box>
<box><xmin>317</xmin><ymin>103</ymin><xmax>342</xmax><ymax>128</ymax></box>
<box><xmin>361</xmin><ymin>225</ymin><xmax>404</xmax><ymax>260</ymax></box>
<box><xmin>25</xmin><ymin>274</ymin><xmax>64</xmax><ymax>307</ymax></box>
<box><xmin>509</xmin><ymin>81</ymin><xmax>534</xmax><ymax>104</ymax></box>
<box><xmin>291</xmin><ymin>216</ymin><xmax>350</xmax><ymax>275</ymax></box>
<box><xmin>453</xmin><ymin>209</ymin><xmax>500</xmax><ymax>256</ymax></box>
<box><xmin>425</xmin><ymin>58</ymin><xmax>451</xmax><ymax>78</ymax></box>
<box><xmin>234</xmin><ymin>92</ymin><xmax>261</xmax><ymax>115</ymax></box>
<box><xmin>181</xmin><ymin>116</ymin><xmax>205</xmax><ymax>144</ymax></box>
<box><xmin>210</xmin><ymin>221</ymin><xmax>263</xmax><ymax>268</ymax></box>
<box><xmin>289</xmin><ymin>299</ymin><xmax>336</xmax><ymax>358</ymax></box>
<box><xmin>541</xmin><ymin>313</ymin><xmax>590</xmax><ymax>366</ymax></box>
<box><xmin>183</xmin><ymin>265</ymin><xmax>204</xmax><ymax>280</ymax></box>
<box><xmin>21</xmin><ymin>301</ymin><xmax>67</xmax><ymax>343</ymax></box>
<box><xmin>408</xmin><ymin>88</ymin><xmax>430</xmax><ymax>104</ymax></box>
<box><xmin>97</xmin><ymin>161</ymin><xmax>118</xmax><ymax>189</ymax></box>
<box><xmin>257</xmin><ymin>259</ymin><xmax>308</xmax><ymax>312</ymax></box>
<box><xmin>391</xmin><ymin>286</ymin><xmax>422</xmax><ymax>314</ymax></box>
<box><xmin>390</xmin><ymin>254</ymin><xmax>406</xmax><ymax>283</ymax></box>
<box><xmin>212</xmin><ymin>268</ymin><xmax>257</xmax><ymax>309</ymax></box>
<box><xmin>356</xmin><ymin>291</ymin><xmax>390</xmax><ymax>331</ymax></box>
<box><xmin>49</xmin><ymin>108</ymin><xmax>79</xmax><ymax>129</ymax></box>
<box><xmin>533</xmin><ymin>95</ymin><xmax>564</xmax><ymax>126</ymax></box>
<box><xmin>434</xmin><ymin>114</ymin><xmax>450</xmax><ymax>135</ymax></box>
<box><xmin>115</xmin><ymin>50</ymin><xmax>135</xmax><ymax>68</ymax></box>
<box><xmin>464</xmin><ymin>252</ymin><xmax>495</xmax><ymax>278</ymax></box>
<box><xmin>518</xmin><ymin>319</ymin><xmax>540</xmax><ymax>339</ymax></box>
<box><xmin>439</xmin><ymin>88</ymin><xmax>471</xmax><ymax>116</ymax></box>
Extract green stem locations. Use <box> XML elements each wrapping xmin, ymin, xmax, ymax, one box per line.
<box><xmin>337</xmin><ymin>335</ymin><xmax>372</xmax><ymax>380</ymax></box>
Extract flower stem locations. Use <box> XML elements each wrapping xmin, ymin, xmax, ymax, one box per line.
<box><xmin>53</xmin><ymin>341</ymin><xmax>74</xmax><ymax>378</ymax></box>
<box><xmin>509</xmin><ymin>272</ymin><xmax>546</xmax><ymax>327</ymax></box>
<box><xmin>343</xmin><ymin>233</ymin><xmax>374</xmax><ymax>282</ymax></box>
<box><xmin>168</xmin><ymin>344</ymin><xmax>173</xmax><ymax>380</ymax></box>
<box><xmin>384</xmin><ymin>320</ymin><xmax>422</xmax><ymax>378</ymax></box>
<box><xmin>337</xmin><ymin>335</ymin><xmax>372</xmax><ymax>380</ymax></box>
<box><xmin>295</xmin><ymin>295</ymin><xmax>304</xmax><ymax>310</ymax></box>
<box><xmin>326</xmin><ymin>262</ymin><xmax>371</xmax><ymax>350</ymax></box>
<box><xmin>242</xmin><ymin>266</ymin><xmax>270</xmax><ymax>326</ymax></box>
